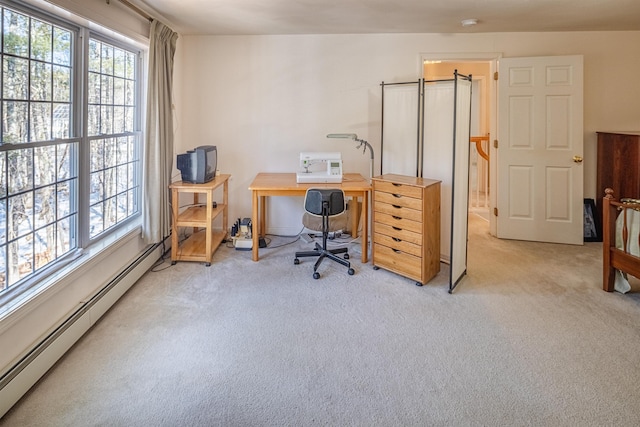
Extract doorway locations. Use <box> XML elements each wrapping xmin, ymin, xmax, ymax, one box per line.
<box><xmin>423</xmin><ymin>58</ymin><xmax>495</xmax><ymax>235</ymax></box>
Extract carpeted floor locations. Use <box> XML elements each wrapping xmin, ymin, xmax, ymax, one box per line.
<box><xmin>1</xmin><ymin>215</ymin><xmax>640</xmax><ymax>426</ymax></box>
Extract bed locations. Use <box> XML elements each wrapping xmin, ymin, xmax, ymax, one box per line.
<box><xmin>602</xmin><ymin>188</ymin><xmax>640</xmax><ymax>293</ymax></box>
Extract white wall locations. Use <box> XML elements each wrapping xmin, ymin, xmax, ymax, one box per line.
<box><xmin>174</xmin><ymin>31</ymin><xmax>640</xmax><ymax>235</ymax></box>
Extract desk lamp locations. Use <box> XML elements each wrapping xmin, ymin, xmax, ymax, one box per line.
<box><xmin>326</xmin><ymin>133</ymin><xmax>374</xmax><ymax>181</ymax></box>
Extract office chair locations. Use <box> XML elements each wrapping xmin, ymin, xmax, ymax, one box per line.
<box><xmin>294</xmin><ymin>188</ymin><xmax>355</xmax><ymax>279</ymax></box>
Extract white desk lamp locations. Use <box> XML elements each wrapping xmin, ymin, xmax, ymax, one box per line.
<box><xmin>326</xmin><ymin>133</ymin><xmax>374</xmax><ymax>181</ymax></box>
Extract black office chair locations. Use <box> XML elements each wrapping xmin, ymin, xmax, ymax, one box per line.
<box><xmin>294</xmin><ymin>188</ymin><xmax>355</xmax><ymax>279</ymax></box>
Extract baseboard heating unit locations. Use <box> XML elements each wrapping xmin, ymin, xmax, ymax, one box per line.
<box><xmin>0</xmin><ymin>241</ymin><xmax>164</xmax><ymax>417</ymax></box>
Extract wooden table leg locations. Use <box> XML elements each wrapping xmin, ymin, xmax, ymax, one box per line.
<box><xmin>171</xmin><ymin>188</ymin><xmax>179</xmax><ymax>263</ymax></box>
<box><xmin>361</xmin><ymin>191</ymin><xmax>368</xmax><ymax>263</ymax></box>
<box><xmin>222</xmin><ymin>180</ymin><xmax>229</xmax><ymax>241</ymax></box>
<box><xmin>252</xmin><ymin>190</ymin><xmax>259</xmax><ymax>261</ymax></box>
<box><xmin>259</xmin><ymin>195</ymin><xmax>266</xmax><ymax>239</ymax></box>
<box><xmin>351</xmin><ymin>196</ymin><xmax>359</xmax><ymax>249</ymax></box>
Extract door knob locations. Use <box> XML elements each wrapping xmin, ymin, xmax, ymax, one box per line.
<box><xmin>573</xmin><ymin>155</ymin><xmax>583</xmax><ymax>163</ymax></box>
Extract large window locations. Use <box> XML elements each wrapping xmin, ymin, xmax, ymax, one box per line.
<box><xmin>0</xmin><ymin>3</ymin><xmax>141</xmax><ymax>293</ymax></box>
<box><xmin>87</xmin><ymin>38</ymin><xmax>139</xmax><ymax>238</ymax></box>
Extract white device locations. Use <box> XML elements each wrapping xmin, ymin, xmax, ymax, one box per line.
<box><xmin>234</xmin><ymin>237</ymin><xmax>252</xmax><ymax>250</ymax></box>
<box><xmin>233</xmin><ymin>217</ymin><xmax>252</xmax><ymax>250</ymax></box>
<box><xmin>296</xmin><ymin>152</ymin><xmax>343</xmax><ymax>183</ymax></box>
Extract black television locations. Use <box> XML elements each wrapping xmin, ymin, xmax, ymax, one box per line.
<box><xmin>176</xmin><ymin>145</ymin><xmax>217</xmax><ymax>184</ymax></box>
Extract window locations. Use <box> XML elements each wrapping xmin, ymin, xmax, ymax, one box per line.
<box><xmin>0</xmin><ymin>2</ymin><xmax>141</xmax><ymax>294</ymax></box>
<box><xmin>87</xmin><ymin>37</ymin><xmax>139</xmax><ymax>239</ymax></box>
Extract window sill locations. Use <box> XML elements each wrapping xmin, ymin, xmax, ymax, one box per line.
<box><xmin>0</xmin><ymin>220</ymin><xmax>144</xmax><ymax>331</ymax></box>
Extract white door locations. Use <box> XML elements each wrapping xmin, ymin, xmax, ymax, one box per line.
<box><xmin>497</xmin><ymin>55</ymin><xmax>584</xmax><ymax>244</ymax></box>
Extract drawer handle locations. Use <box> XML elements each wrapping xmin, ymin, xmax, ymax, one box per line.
<box><xmin>392</xmin><ymin>193</ymin><xmax>402</xmax><ymax>198</ymax></box>
<box><xmin>392</xmin><ymin>204</ymin><xmax>401</xmax><ymax>209</ymax></box>
<box><xmin>392</xmin><ymin>215</ymin><xmax>401</xmax><ymax>220</ymax></box>
<box><xmin>392</xmin><ymin>237</ymin><xmax>402</xmax><ymax>242</ymax></box>
<box><xmin>392</xmin><ymin>248</ymin><xmax>402</xmax><ymax>253</ymax></box>
<box><xmin>392</xmin><ymin>226</ymin><xmax>402</xmax><ymax>231</ymax></box>
<box><xmin>392</xmin><ymin>183</ymin><xmax>401</xmax><ymax>187</ymax></box>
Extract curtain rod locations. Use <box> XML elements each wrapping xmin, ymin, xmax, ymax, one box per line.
<box><xmin>107</xmin><ymin>0</ymin><xmax>153</xmax><ymax>22</ymax></box>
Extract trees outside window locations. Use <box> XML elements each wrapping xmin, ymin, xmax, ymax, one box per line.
<box><xmin>87</xmin><ymin>38</ymin><xmax>139</xmax><ymax>238</ymax></box>
<box><xmin>0</xmin><ymin>4</ymin><xmax>140</xmax><ymax>292</ymax></box>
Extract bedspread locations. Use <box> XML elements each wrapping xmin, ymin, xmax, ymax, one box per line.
<box><xmin>614</xmin><ymin>208</ymin><xmax>640</xmax><ymax>293</ymax></box>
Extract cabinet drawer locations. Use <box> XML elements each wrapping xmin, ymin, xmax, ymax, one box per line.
<box><xmin>374</xmin><ymin>233</ymin><xmax>422</xmax><ymax>257</ymax></box>
<box><xmin>374</xmin><ymin>191</ymin><xmax>422</xmax><ymax>211</ymax></box>
<box><xmin>374</xmin><ymin>222</ymin><xmax>422</xmax><ymax>245</ymax></box>
<box><xmin>373</xmin><ymin>243</ymin><xmax>422</xmax><ymax>281</ymax></box>
<box><xmin>374</xmin><ymin>180</ymin><xmax>423</xmax><ymax>199</ymax></box>
<box><xmin>375</xmin><ymin>201</ymin><xmax>422</xmax><ymax>222</ymax></box>
<box><xmin>374</xmin><ymin>212</ymin><xmax>422</xmax><ymax>233</ymax></box>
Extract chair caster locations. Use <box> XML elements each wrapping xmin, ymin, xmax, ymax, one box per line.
<box><xmin>415</xmin><ymin>282</ymin><xmax>423</xmax><ymax>287</ymax></box>
<box><xmin>205</xmin><ymin>262</ymin><xmax>211</xmax><ymax>267</ymax></box>
<box><xmin>313</xmin><ymin>272</ymin><xmax>320</xmax><ymax>279</ymax></box>
<box><xmin>171</xmin><ymin>261</ymin><xmax>177</xmax><ymax>265</ymax></box>
<box><xmin>344</xmin><ymin>254</ymin><xmax>349</xmax><ymax>259</ymax></box>
<box><xmin>348</xmin><ymin>268</ymin><xmax>355</xmax><ymax>275</ymax></box>
<box><xmin>294</xmin><ymin>258</ymin><xmax>300</xmax><ymax>265</ymax></box>
<box><xmin>373</xmin><ymin>266</ymin><xmax>379</xmax><ymax>270</ymax></box>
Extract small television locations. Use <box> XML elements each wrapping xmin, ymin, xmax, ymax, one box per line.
<box><xmin>176</xmin><ymin>145</ymin><xmax>217</xmax><ymax>184</ymax></box>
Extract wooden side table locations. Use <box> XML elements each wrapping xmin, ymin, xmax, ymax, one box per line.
<box><xmin>169</xmin><ymin>174</ymin><xmax>230</xmax><ymax>266</ymax></box>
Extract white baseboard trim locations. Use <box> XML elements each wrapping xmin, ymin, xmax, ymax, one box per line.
<box><xmin>0</xmin><ymin>241</ymin><xmax>165</xmax><ymax>418</ymax></box>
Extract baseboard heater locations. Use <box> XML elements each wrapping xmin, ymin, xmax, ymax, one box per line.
<box><xmin>0</xmin><ymin>241</ymin><xmax>164</xmax><ymax>417</ymax></box>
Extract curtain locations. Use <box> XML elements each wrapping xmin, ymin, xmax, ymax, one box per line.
<box><xmin>143</xmin><ymin>21</ymin><xmax>178</xmax><ymax>244</ymax></box>
<box><xmin>423</xmin><ymin>80</ymin><xmax>455</xmax><ymax>261</ymax></box>
<box><xmin>381</xmin><ymin>82</ymin><xmax>420</xmax><ymax>176</ymax></box>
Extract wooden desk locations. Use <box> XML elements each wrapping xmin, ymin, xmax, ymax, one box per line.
<box><xmin>248</xmin><ymin>173</ymin><xmax>371</xmax><ymax>262</ymax></box>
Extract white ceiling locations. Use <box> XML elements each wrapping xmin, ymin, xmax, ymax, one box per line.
<box><xmin>135</xmin><ymin>0</ymin><xmax>640</xmax><ymax>36</ymax></box>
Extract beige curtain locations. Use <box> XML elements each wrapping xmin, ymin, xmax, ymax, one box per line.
<box><xmin>143</xmin><ymin>21</ymin><xmax>178</xmax><ymax>244</ymax></box>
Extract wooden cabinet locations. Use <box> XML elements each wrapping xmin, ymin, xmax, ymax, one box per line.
<box><xmin>371</xmin><ymin>174</ymin><xmax>441</xmax><ymax>286</ymax></box>
<box><xmin>596</xmin><ymin>132</ymin><xmax>640</xmax><ymax>222</ymax></box>
<box><xmin>169</xmin><ymin>174</ymin><xmax>230</xmax><ymax>266</ymax></box>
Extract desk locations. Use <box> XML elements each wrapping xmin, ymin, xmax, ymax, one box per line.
<box><xmin>248</xmin><ymin>173</ymin><xmax>371</xmax><ymax>262</ymax></box>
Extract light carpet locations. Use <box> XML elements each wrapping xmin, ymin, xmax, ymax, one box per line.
<box><xmin>2</xmin><ymin>215</ymin><xmax>640</xmax><ymax>426</ymax></box>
